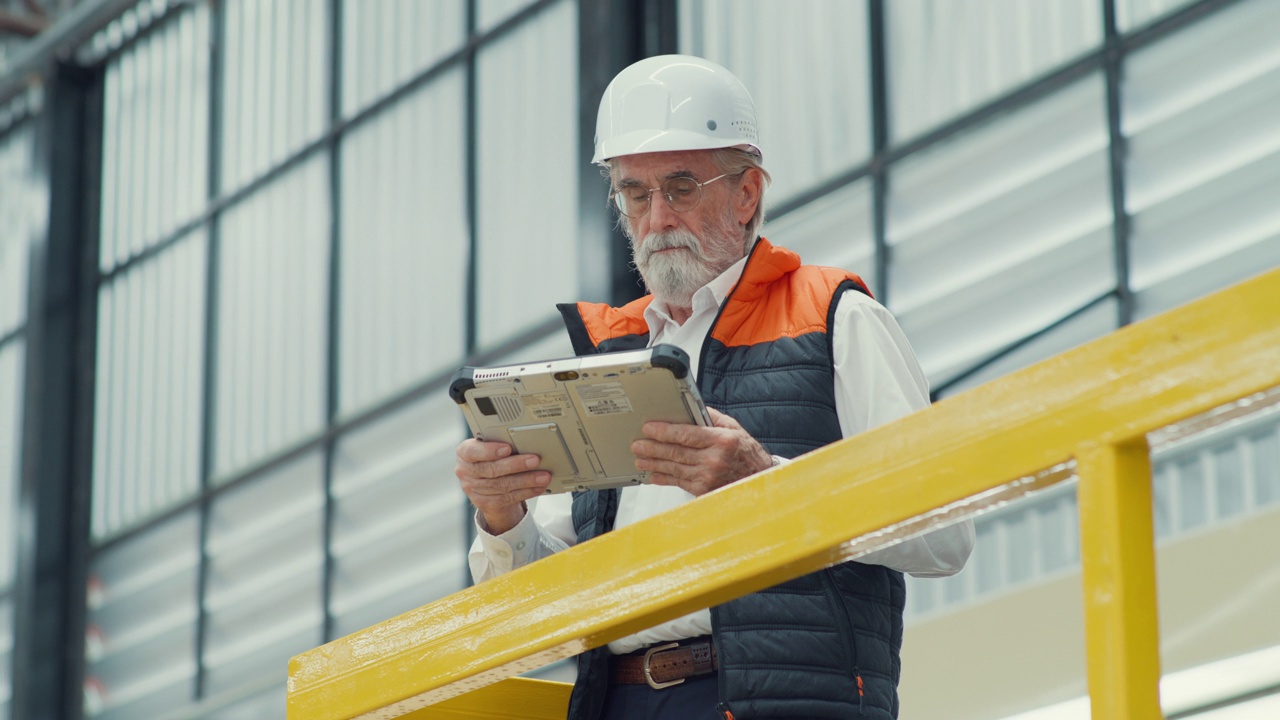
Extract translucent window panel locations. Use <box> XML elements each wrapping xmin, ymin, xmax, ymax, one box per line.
<box><xmin>203</xmin><ymin>453</ymin><xmax>323</xmax><ymax>701</ymax></box>
<box><xmin>221</xmin><ymin>0</ymin><xmax>327</xmax><ymax>193</ymax></box>
<box><xmin>1254</xmin><ymin>427</ymin><xmax>1280</xmax><ymax>508</ymax></box>
<box><xmin>339</xmin><ymin>71</ymin><xmax>467</xmax><ymax>416</ymax></box>
<box><xmin>1116</xmin><ymin>0</ymin><xmax>1199</xmax><ymax>32</ymax></box>
<box><xmin>887</xmin><ymin>0</ymin><xmax>1103</xmax><ymax>142</ymax></box>
<box><xmin>908</xmin><ymin>483</ymin><xmax>1082</xmax><ymax>621</ymax></box>
<box><xmin>214</xmin><ymin>158</ymin><xmax>328</xmax><ymax>480</ymax></box>
<box><xmin>0</xmin><ymin>124</ymin><xmax>35</xmax><ymax>336</ymax></box>
<box><xmin>340</xmin><ymin>0</ymin><xmax>464</xmax><ymax>117</ymax></box>
<box><xmin>887</xmin><ymin>74</ymin><xmax>1115</xmax><ymax>385</ymax></box>
<box><xmin>92</xmin><ymin>232</ymin><xmax>207</xmax><ymax>542</ymax></box>
<box><xmin>1152</xmin><ymin>409</ymin><xmax>1280</xmax><ymax>539</ymax></box>
<box><xmin>0</xmin><ymin>342</ymin><xmax>22</xmax><ymax>593</ymax></box>
<box><xmin>330</xmin><ymin>392</ymin><xmax>469</xmax><ymax>637</ymax></box>
<box><xmin>934</xmin><ymin>299</ymin><xmax>1118</xmax><ymax>400</ymax></box>
<box><xmin>0</xmin><ymin>597</ymin><xmax>9</xmax><ymax>720</ymax></box>
<box><xmin>758</xmin><ymin>179</ymin><xmax>876</xmax><ymax>293</ymax></box>
<box><xmin>1123</xmin><ymin>0</ymin><xmax>1280</xmax><ymax>321</ymax></box>
<box><xmin>678</xmin><ymin>0</ymin><xmax>873</xmax><ymax>205</ymax></box>
<box><xmin>0</xmin><ymin>342</ymin><xmax>17</xmax><ymax>720</ymax></box>
<box><xmin>477</xmin><ymin>0</ymin><xmax>540</xmax><ymax>33</ymax></box>
<box><xmin>475</xmin><ymin>1</ymin><xmax>578</xmax><ymax>349</ymax></box>
<box><xmin>909</xmin><ymin>410</ymin><xmax>1280</xmax><ymax>623</ymax></box>
<box><xmin>84</xmin><ymin>510</ymin><xmax>199</xmax><ymax>720</ymax></box>
<box><xmin>204</xmin><ymin>684</ymin><xmax>284</xmax><ymax>720</ymax></box>
<box><xmin>99</xmin><ymin>4</ymin><xmax>210</xmax><ymax>273</ymax></box>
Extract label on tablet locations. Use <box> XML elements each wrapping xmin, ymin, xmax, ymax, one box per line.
<box><xmin>576</xmin><ymin>383</ymin><xmax>634</xmax><ymax>416</ymax></box>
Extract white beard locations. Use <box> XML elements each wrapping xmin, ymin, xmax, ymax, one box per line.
<box><xmin>631</xmin><ymin>213</ymin><xmax>747</xmax><ymax>310</ymax></box>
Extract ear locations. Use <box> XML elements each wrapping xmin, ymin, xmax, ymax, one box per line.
<box><xmin>734</xmin><ymin>168</ymin><xmax>764</xmax><ymax>227</ymax></box>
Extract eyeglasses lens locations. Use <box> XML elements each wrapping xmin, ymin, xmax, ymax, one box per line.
<box><xmin>613</xmin><ymin>177</ymin><xmax>703</xmax><ymax>218</ymax></box>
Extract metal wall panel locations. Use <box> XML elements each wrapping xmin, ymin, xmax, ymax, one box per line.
<box><xmin>202</xmin><ymin>453</ymin><xmax>324</xmax><ymax>705</ymax></box>
<box><xmin>886</xmin><ymin>0</ymin><xmax>1103</xmax><ymax>142</ymax></box>
<box><xmin>338</xmin><ymin>71</ymin><xmax>467</xmax><ymax>416</ymax></box>
<box><xmin>99</xmin><ymin>5</ymin><xmax>210</xmax><ymax>273</ymax></box>
<box><xmin>679</xmin><ymin>0</ymin><xmax>874</xmax><ymax>207</ymax></box>
<box><xmin>886</xmin><ymin>75</ymin><xmax>1116</xmax><ymax>386</ymax></box>
<box><xmin>91</xmin><ymin>231</ymin><xmax>206</xmax><ymax>541</ymax></box>
<box><xmin>0</xmin><ymin>124</ymin><xmax>34</xmax><ymax>338</ymax></box>
<box><xmin>1124</xmin><ymin>0</ymin><xmax>1280</xmax><ymax>321</ymax></box>
<box><xmin>933</xmin><ymin>299</ymin><xmax>1119</xmax><ymax>399</ymax></box>
<box><xmin>754</xmin><ymin>178</ymin><xmax>878</xmax><ymax>292</ymax></box>
<box><xmin>477</xmin><ymin>0</ymin><xmax>542</xmax><ymax>33</ymax></box>
<box><xmin>1116</xmin><ymin>0</ymin><xmax>1199</xmax><ymax>31</ymax></box>
<box><xmin>340</xmin><ymin>0</ymin><xmax>465</xmax><ymax>117</ymax></box>
<box><xmin>0</xmin><ymin>130</ymin><xmax>32</xmax><ymax>720</ymax></box>
<box><xmin>330</xmin><ymin>393</ymin><xmax>468</xmax><ymax>639</ymax></box>
<box><xmin>475</xmin><ymin>0</ymin><xmax>578</xmax><ymax>349</ymax></box>
<box><xmin>221</xmin><ymin>0</ymin><xmax>327</xmax><ymax>193</ymax></box>
<box><xmin>214</xmin><ymin>159</ymin><xmax>329</xmax><ymax>480</ymax></box>
<box><xmin>0</xmin><ymin>341</ymin><xmax>23</xmax><ymax>720</ymax></box>
<box><xmin>83</xmin><ymin>511</ymin><xmax>200</xmax><ymax>720</ymax></box>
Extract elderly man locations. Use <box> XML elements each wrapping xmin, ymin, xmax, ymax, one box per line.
<box><xmin>456</xmin><ymin>55</ymin><xmax>975</xmax><ymax>720</ymax></box>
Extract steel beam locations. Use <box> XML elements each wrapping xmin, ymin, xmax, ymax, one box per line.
<box><xmin>12</xmin><ymin>59</ymin><xmax>102</xmax><ymax>720</ymax></box>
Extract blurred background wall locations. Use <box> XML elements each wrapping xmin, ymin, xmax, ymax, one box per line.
<box><xmin>0</xmin><ymin>0</ymin><xmax>1277</xmax><ymax>718</ymax></box>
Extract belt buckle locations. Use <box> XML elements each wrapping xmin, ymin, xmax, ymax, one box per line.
<box><xmin>642</xmin><ymin>642</ymin><xmax>683</xmax><ymax>690</ymax></box>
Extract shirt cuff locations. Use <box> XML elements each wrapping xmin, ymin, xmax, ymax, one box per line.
<box><xmin>474</xmin><ymin>507</ymin><xmax>542</xmax><ymax>572</ymax></box>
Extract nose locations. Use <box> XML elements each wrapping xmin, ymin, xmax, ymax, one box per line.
<box><xmin>646</xmin><ymin>189</ymin><xmax>681</xmax><ymax>231</ymax></box>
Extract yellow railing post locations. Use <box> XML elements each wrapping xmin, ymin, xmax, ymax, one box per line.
<box><xmin>1077</xmin><ymin>439</ymin><xmax>1163</xmax><ymax>720</ymax></box>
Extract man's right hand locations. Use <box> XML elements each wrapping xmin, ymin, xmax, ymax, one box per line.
<box><xmin>455</xmin><ymin>439</ymin><xmax>552</xmax><ymax>535</ymax></box>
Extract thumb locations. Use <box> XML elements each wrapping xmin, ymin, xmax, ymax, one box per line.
<box><xmin>707</xmin><ymin>407</ymin><xmax>742</xmax><ymax>430</ymax></box>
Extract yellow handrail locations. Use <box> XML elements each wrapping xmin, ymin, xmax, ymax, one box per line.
<box><xmin>288</xmin><ymin>267</ymin><xmax>1280</xmax><ymax>720</ymax></box>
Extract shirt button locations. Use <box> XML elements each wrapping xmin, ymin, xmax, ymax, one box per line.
<box><xmin>514</xmin><ymin>541</ymin><xmax>526</xmax><ymax>551</ymax></box>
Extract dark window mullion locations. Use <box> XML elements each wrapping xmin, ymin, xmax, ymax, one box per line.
<box><xmin>1102</xmin><ymin>0</ymin><xmax>1134</xmax><ymax>327</ymax></box>
<box><xmin>868</xmin><ymin>0</ymin><xmax>891</xmax><ymax>304</ymax></box>
<box><xmin>321</xmin><ymin>0</ymin><xmax>344</xmax><ymax>645</ymax></box>
<box><xmin>193</xmin><ymin>0</ymin><xmax>227</xmax><ymax>699</ymax></box>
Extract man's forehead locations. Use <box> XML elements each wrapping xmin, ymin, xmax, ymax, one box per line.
<box><xmin>614</xmin><ymin>150</ymin><xmax>717</xmax><ymax>181</ymax></box>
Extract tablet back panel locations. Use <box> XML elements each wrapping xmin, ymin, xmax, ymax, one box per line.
<box><xmin>449</xmin><ymin>345</ymin><xmax>710</xmax><ymax>493</ymax></box>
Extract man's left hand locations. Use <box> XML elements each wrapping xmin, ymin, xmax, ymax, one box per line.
<box><xmin>632</xmin><ymin>407</ymin><xmax>775</xmax><ymax>496</ymax></box>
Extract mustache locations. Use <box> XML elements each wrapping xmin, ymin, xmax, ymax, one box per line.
<box><xmin>633</xmin><ymin>231</ymin><xmax>706</xmax><ymax>266</ymax></box>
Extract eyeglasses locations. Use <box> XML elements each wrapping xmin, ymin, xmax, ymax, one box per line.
<box><xmin>609</xmin><ymin>173</ymin><xmax>730</xmax><ymax>218</ymax></box>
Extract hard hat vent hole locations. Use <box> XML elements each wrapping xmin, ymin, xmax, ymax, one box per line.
<box><xmin>707</xmin><ymin>120</ymin><xmax>717</xmax><ymax>131</ymax></box>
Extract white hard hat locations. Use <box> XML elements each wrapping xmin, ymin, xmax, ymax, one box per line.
<box><xmin>593</xmin><ymin>54</ymin><xmax>761</xmax><ymax>164</ymax></box>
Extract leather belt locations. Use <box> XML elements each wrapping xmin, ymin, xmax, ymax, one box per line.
<box><xmin>609</xmin><ymin>637</ymin><xmax>718</xmax><ymax>689</ymax></box>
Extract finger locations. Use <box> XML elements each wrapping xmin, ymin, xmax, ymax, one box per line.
<box><xmin>642</xmin><ymin>420</ymin><xmax>718</xmax><ymax>448</ymax></box>
<box><xmin>457</xmin><ymin>438</ymin><xmax>513</xmax><ymax>463</ymax></box>
<box><xmin>707</xmin><ymin>407</ymin><xmax>744</xmax><ymax>431</ymax></box>
<box><xmin>462</xmin><ymin>470</ymin><xmax>552</xmax><ymax>500</ymax></box>
<box><xmin>636</xmin><ymin>455</ymin><xmax>697</xmax><ymax>480</ymax></box>
<box><xmin>458</xmin><ymin>452</ymin><xmax>545</xmax><ymax>481</ymax></box>
<box><xmin>632</xmin><ymin>438</ymin><xmax>702</xmax><ymax>465</ymax></box>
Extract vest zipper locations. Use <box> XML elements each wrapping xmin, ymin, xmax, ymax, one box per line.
<box><xmin>820</xmin><ymin>568</ymin><xmax>865</xmax><ymax>716</ymax></box>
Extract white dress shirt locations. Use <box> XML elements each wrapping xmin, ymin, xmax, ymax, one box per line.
<box><xmin>469</xmin><ymin>253</ymin><xmax>976</xmax><ymax>654</ymax></box>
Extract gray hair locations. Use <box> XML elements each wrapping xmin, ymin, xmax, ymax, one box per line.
<box><xmin>708</xmin><ymin>147</ymin><xmax>771</xmax><ymax>247</ymax></box>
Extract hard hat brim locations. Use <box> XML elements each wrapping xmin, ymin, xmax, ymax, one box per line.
<box><xmin>593</xmin><ymin>129</ymin><xmax>762</xmax><ymax>164</ymax></box>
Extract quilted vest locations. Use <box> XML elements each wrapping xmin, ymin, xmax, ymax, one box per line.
<box><xmin>556</xmin><ymin>239</ymin><xmax>905</xmax><ymax>720</ymax></box>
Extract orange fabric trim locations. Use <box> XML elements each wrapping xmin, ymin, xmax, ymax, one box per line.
<box><xmin>570</xmin><ymin>238</ymin><xmax>868</xmax><ymax>349</ymax></box>
<box><xmin>575</xmin><ymin>295</ymin><xmax>652</xmax><ymax>347</ymax></box>
<box><xmin>710</xmin><ymin>238</ymin><xmax>868</xmax><ymax>347</ymax></box>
